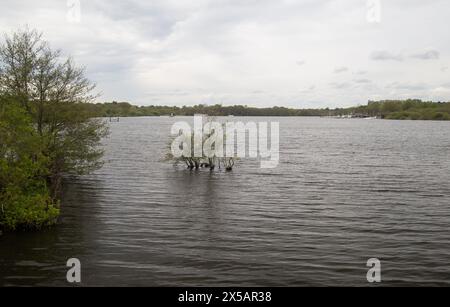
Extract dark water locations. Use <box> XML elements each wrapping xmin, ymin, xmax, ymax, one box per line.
<box><xmin>1</xmin><ymin>117</ymin><xmax>449</xmax><ymax>286</ymax></box>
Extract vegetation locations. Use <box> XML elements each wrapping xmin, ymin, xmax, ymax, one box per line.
<box><xmin>0</xmin><ymin>29</ymin><xmax>108</xmax><ymax>231</ymax></box>
<box><xmin>165</xmin><ymin>116</ymin><xmax>236</xmax><ymax>171</ymax></box>
<box><xmin>88</xmin><ymin>100</ymin><xmax>450</xmax><ymax>120</ymax></box>
<box><xmin>349</xmin><ymin>100</ymin><xmax>450</xmax><ymax>120</ymax></box>
<box><xmin>0</xmin><ymin>99</ymin><xmax>59</xmax><ymax>230</ymax></box>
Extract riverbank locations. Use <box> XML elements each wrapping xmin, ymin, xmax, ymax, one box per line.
<box><xmin>86</xmin><ymin>99</ymin><xmax>450</xmax><ymax>120</ymax></box>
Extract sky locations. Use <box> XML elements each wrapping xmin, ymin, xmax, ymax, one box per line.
<box><xmin>1</xmin><ymin>0</ymin><xmax>450</xmax><ymax>108</ymax></box>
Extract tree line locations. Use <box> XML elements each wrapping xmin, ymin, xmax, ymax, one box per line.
<box><xmin>90</xmin><ymin>100</ymin><xmax>450</xmax><ymax>120</ymax></box>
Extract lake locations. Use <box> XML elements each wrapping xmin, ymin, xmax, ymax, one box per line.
<box><xmin>1</xmin><ymin>117</ymin><xmax>449</xmax><ymax>286</ymax></box>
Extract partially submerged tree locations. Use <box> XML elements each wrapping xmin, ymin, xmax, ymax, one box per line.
<box><xmin>165</xmin><ymin>116</ymin><xmax>236</xmax><ymax>171</ymax></box>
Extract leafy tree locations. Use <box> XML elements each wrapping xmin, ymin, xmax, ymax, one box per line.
<box><xmin>0</xmin><ymin>98</ymin><xmax>59</xmax><ymax>230</ymax></box>
<box><xmin>0</xmin><ymin>28</ymin><xmax>108</xmax><ymax>198</ymax></box>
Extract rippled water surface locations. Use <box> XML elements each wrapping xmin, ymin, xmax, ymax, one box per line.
<box><xmin>1</xmin><ymin>117</ymin><xmax>450</xmax><ymax>286</ymax></box>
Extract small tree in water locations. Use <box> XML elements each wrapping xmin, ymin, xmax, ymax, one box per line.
<box><xmin>165</xmin><ymin>116</ymin><xmax>236</xmax><ymax>171</ymax></box>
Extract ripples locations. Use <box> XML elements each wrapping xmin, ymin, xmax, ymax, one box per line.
<box><xmin>1</xmin><ymin>117</ymin><xmax>450</xmax><ymax>286</ymax></box>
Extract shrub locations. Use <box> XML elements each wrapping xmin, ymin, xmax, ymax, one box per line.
<box><xmin>1</xmin><ymin>187</ymin><xmax>59</xmax><ymax>231</ymax></box>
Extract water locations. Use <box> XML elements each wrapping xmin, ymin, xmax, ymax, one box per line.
<box><xmin>1</xmin><ymin>117</ymin><xmax>449</xmax><ymax>286</ymax></box>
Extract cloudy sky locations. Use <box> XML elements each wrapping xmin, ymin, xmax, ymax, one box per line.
<box><xmin>1</xmin><ymin>0</ymin><xmax>450</xmax><ymax>108</ymax></box>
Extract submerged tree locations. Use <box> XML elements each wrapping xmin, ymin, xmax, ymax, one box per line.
<box><xmin>165</xmin><ymin>116</ymin><xmax>236</xmax><ymax>171</ymax></box>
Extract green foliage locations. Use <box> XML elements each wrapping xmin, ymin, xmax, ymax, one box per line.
<box><xmin>0</xmin><ymin>28</ymin><xmax>108</xmax><ymax>193</ymax></box>
<box><xmin>0</xmin><ymin>28</ymin><xmax>107</xmax><ymax>231</ymax></box>
<box><xmin>0</xmin><ymin>100</ymin><xmax>59</xmax><ymax>230</ymax></box>
<box><xmin>382</xmin><ymin>101</ymin><xmax>450</xmax><ymax>120</ymax></box>
<box><xmin>0</xmin><ymin>183</ymin><xmax>60</xmax><ymax>231</ymax></box>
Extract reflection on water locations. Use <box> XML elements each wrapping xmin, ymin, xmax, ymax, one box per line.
<box><xmin>1</xmin><ymin>117</ymin><xmax>450</xmax><ymax>286</ymax></box>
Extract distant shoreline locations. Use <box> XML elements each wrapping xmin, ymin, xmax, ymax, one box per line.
<box><xmin>91</xmin><ymin>99</ymin><xmax>450</xmax><ymax>120</ymax></box>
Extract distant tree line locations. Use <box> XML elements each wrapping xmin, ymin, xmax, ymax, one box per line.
<box><xmin>89</xmin><ymin>99</ymin><xmax>450</xmax><ymax>120</ymax></box>
<box><xmin>361</xmin><ymin>100</ymin><xmax>450</xmax><ymax>120</ymax></box>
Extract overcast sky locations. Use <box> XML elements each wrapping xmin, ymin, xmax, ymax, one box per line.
<box><xmin>1</xmin><ymin>0</ymin><xmax>450</xmax><ymax>108</ymax></box>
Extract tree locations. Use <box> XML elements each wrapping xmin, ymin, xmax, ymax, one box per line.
<box><xmin>0</xmin><ymin>97</ymin><xmax>59</xmax><ymax>230</ymax></box>
<box><xmin>0</xmin><ymin>28</ymin><xmax>108</xmax><ymax>199</ymax></box>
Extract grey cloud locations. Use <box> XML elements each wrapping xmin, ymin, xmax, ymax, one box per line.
<box><xmin>330</xmin><ymin>82</ymin><xmax>351</xmax><ymax>89</ymax></box>
<box><xmin>334</xmin><ymin>67</ymin><xmax>348</xmax><ymax>73</ymax></box>
<box><xmin>370</xmin><ymin>51</ymin><xmax>403</xmax><ymax>61</ymax></box>
<box><xmin>411</xmin><ymin>50</ymin><xmax>440</xmax><ymax>60</ymax></box>
<box><xmin>86</xmin><ymin>1</ymin><xmax>186</xmax><ymax>39</ymax></box>
<box><xmin>354</xmin><ymin>79</ymin><xmax>371</xmax><ymax>84</ymax></box>
<box><xmin>387</xmin><ymin>82</ymin><xmax>429</xmax><ymax>91</ymax></box>
<box><xmin>299</xmin><ymin>85</ymin><xmax>316</xmax><ymax>93</ymax></box>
